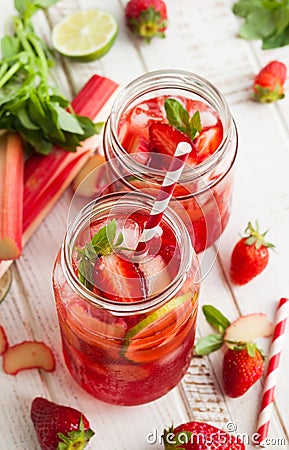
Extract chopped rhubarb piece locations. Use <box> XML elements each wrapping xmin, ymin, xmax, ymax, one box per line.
<box><xmin>2</xmin><ymin>341</ymin><xmax>55</xmax><ymax>375</ymax></box>
<box><xmin>0</xmin><ymin>325</ymin><xmax>8</xmax><ymax>355</ymax></box>
<box><xmin>0</xmin><ymin>133</ymin><xmax>24</xmax><ymax>260</ymax></box>
<box><xmin>224</xmin><ymin>313</ymin><xmax>274</xmax><ymax>343</ymax></box>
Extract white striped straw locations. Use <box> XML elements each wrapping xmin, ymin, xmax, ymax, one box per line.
<box><xmin>135</xmin><ymin>141</ymin><xmax>192</xmax><ymax>253</ymax></box>
<box><xmin>256</xmin><ymin>297</ymin><xmax>289</xmax><ymax>446</ymax></box>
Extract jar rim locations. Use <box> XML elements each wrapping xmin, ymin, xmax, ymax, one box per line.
<box><xmin>107</xmin><ymin>69</ymin><xmax>233</xmax><ymax>183</ymax></box>
<box><xmin>62</xmin><ymin>191</ymin><xmax>199</xmax><ymax>314</ymax></box>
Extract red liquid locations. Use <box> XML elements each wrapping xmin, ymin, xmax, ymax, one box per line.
<box><xmin>114</xmin><ymin>95</ymin><xmax>235</xmax><ymax>253</ymax></box>
<box><xmin>54</xmin><ymin>212</ymin><xmax>199</xmax><ymax>405</ymax></box>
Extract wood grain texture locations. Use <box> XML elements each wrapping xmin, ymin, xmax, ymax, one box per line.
<box><xmin>0</xmin><ymin>1</ymin><xmax>289</xmax><ymax>449</ymax></box>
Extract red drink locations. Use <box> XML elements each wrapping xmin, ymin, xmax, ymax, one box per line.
<box><xmin>53</xmin><ymin>193</ymin><xmax>199</xmax><ymax>405</ymax></box>
<box><xmin>104</xmin><ymin>70</ymin><xmax>238</xmax><ymax>253</ymax></box>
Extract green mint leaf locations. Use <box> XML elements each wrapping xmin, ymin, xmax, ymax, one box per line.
<box><xmin>188</xmin><ymin>111</ymin><xmax>202</xmax><ymax>140</ymax></box>
<box><xmin>164</xmin><ymin>98</ymin><xmax>190</xmax><ymax>131</ymax></box>
<box><xmin>54</xmin><ymin>104</ymin><xmax>85</xmax><ymax>135</ymax></box>
<box><xmin>233</xmin><ymin>0</ymin><xmax>289</xmax><ymax>48</ymax></box>
<box><xmin>78</xmin><ymin>258</ymin><xmax>95</xmax><ymax>292</ymax></box>
<box><xmin>202</xmin><ymin>305</ymin><xmax>231</xmax><ymax>333</ymax></box>
<box><xmin>164</xmin><ymin>98</ymin><xmax>202</xmax><ymax>140</ymax></box>
<box><xmin>195</xmin><ymin>333</ymin><xmax>224</xmax><ymax>355</ymax></box>
<box><xmin>77</xmin><ymin>220</ymin><xmax>129</xmax><ymax>290</ymax></box>
<box><xmin>1</xmin><ymin>36</ymin><xmax>21</xmax><ymax>58</ymax></box>
<box><xmin>262</xmin><ymin>26</ymin><xmax>289</xmax><ymax>48</ymax></box>
<box><xmin>232</xmin><ymin>0</ymin><xmax>263</xmax><ymax>18</ymax></box>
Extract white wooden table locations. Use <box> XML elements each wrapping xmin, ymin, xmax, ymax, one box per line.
<box><xmin>1</xmin><ymin>1</ymin><xmax>289</xmax><ymax>449</ymax></box>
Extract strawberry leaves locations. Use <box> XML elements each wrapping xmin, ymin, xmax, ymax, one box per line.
<box><xmin>57</xmin><ymin>417</ymin><xmax>94</xmax><ymax>450</ymax></box>
<box><xmin>164</xmin><ymin>98</ymin><xmax>202</xmax><ymax>141</ymax></box>
<box><xmin>76</xmin><ymin>220</ymin><xmax>128</xmax><ymax>291</ymax></box>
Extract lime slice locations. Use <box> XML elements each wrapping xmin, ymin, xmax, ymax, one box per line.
<box><xmin>52</xmin><ymin>9</ymin><xmax>118</xmax><ymax>61</ymax></box>
<box><xmin>0</xmin><ymin>269</ymin><xmax>12</xmax><ymax>304</ymax></box>
<box><xmin>122</xmin><ymin>293</ymin><xmax>193</xmax><ymax>362</ymax></box>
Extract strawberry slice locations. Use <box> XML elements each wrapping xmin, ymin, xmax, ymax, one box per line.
<box><xmin>149</xmin><ymin>122</ymin><xmax>197</xmax><ymax>166</ymax></box>
<box><xmin>194</xmin><ymin>122</ymin><xmax>223</xmax><ymax>164</ymax></box>
<box><xmin>93</xmin><ymin>253</ymin><xmax>147</xmax><ymax>302</ymax></box>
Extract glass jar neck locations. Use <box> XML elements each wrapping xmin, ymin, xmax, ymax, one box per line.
<box><xmin>105</xmin><ymin>69</ymin><xmax>235</xmax><ymax>184</ymax></box>
<box><xmin>61</xmin><ymin>192</ymin><xmax>198</xmax><ymax>314</ymax></box>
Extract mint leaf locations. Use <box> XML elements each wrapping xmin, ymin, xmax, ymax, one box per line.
<box><xmin>195</xmin><ymin>333</ymin><xmax>224</xmax><ymax>355</ymax></box>
<box><xmin>233</xmin><ymin>0</ymin><xmax>289</xmax><ymax>49</ymax></box>
<box><xmin>202</xmin><ymin>305</ymin><xmax>231</xmax><ymax>333</ymax></box>
<box><xmin>164</xmin><ymin>98</ymin><xmax>189</xmax><ymax>130</ymax></box>
<box><xmin>164</xmin><ymin>98</ymin><xmax>202</xmax><ymax>140</ymax></box>
<box><xmin>76</xmin><ymin>220</ymin><xmax>128</xmax><ymax>291</ymax></box>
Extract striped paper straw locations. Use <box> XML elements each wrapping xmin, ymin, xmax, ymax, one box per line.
<box><xmin>136</xmin><ymin>141</ymin><xmax>192</xmax><ymax>254</ymax></box>
<box><xmin>256</xmin><ymin>297</ymin><xmax>289</xmax><ymax>446</ymax></box>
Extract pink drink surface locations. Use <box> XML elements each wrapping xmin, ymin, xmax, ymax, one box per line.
<box><xmin>54</xmin><ymin>212</ymin><xmax>198</xmax><ymax>405</ymax></box>
<box><xmin>117</xmin><ymin>96</ymin><xmax>233</xmax><ymax>253</ymax></box>
<box><xmin>119</xmin><ymin>95</ymin><xmax>223</xmax><ymax>167</ymax></box>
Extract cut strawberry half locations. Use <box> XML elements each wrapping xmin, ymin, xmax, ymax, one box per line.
<box><xmin>149</xmin><ymin>122</ymin><xmax>197</xmax><ymax>166</ymax></box>
<box><xmin>93</xmin><ymin>253</ymin><xmax>147</xmax><ymax>302</ymax></box>
<box><xmin>194</xmin><ymin>122</ymin><xmax>223</xmax><ymax>164</ymax></box>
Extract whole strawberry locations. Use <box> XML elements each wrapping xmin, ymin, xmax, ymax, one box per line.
<box><xmin>222</xmin><ymin>346</ymin><xmax>264</xmax><ymax>398</ymax></box>
<box><xmin>252</xmin><ymin>60</ymin><xmax>286</xmax><ymax>103</ymax></box>
<box><xmin>230</xmin><ymin>221</ymin><xmax>274</xmax><ymax>285</ymax></box>
<box><xmin>125</xmin><ymin>0</ymin><xmax>168</xmax><ymax>42</ymax></box>
<box><xmin>30</xmin><ymin>397</ymin><xmax>94</xmax><ymax>450</ymax></box>
<box><xmin>162</xmin><ymin>421</ymin><xmax>245</xmax><ymax>449</ymax></box>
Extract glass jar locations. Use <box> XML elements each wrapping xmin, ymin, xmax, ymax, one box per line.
<box><xmin>52</xmin><ymin>192</ymin><xmax>199</xmax><ymax>406</ymax></box>
<box><xmin>103</xmin><ymin>69</ymin><xmax>238</xmax><ymax>253</ymax></box>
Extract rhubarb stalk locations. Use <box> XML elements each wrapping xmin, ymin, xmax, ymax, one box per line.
<box><xmin>0</xmin><ymin>75</ymin><xmax>119</xmax><ymax>276</ymax></box>
<box><xmin>0</xmin><ymin>133</ymin><xmax>24</xmax><ymax>260</ymax></box>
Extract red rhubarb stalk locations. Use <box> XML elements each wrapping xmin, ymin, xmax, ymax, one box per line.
<box><xmin>0</xmin><ymin>75</ymin><xmax>118</xmax><ymax>276</ymax></box>
<box><xmin>23</xmin><ymin>75</ymin><xmax>118</xmax><ymax>244</ymax></box>
<box><xmin>0</xmin><ymin>133</ymin><xmax>24</xmax><ymax>260</ymax></box>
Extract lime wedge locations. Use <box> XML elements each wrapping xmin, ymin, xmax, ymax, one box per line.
<box><xmin>121</xmin><ymin>292</ymin><xmax>194</xmax><ymax>363</ymax></box>
<box><xmin>52</xmin><ymin>9</ymin><xmax>118</xmax><ymax>61</ymax></box>
<box><xmin>0</xmin><ymin>269</ymin><xmax>12</xmax><ymax>304</ymax></box>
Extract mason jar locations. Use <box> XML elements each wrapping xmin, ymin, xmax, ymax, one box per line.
<box><xmin>52</xmin><ymin>192</ymin><xmax>199</xmax><ymax>406</ymax></box>
<box><xmin>103</xmin><ymin>69</ymin><xmax>238</xmax><ymax>253</ymax></box>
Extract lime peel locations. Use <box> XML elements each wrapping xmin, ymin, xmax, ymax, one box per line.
<box><xmin>122</xmin><ymin>292</ymin><xmax>191</xmax><ymax>354</ymax></box>
<box><xmin>52</xmin><ymin>9</ymin><xmax>118</xmax><ymax>61</ymax></box>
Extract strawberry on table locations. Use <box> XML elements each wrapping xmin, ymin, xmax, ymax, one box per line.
<box><xmin>125</xmin><ymin>0</ymin><xmax>168</xmax><ymax>42</ymax></box>
<box><xmin>162</xmin><ymin>421</ymin><xmax>245</xmax><ymax>449</ymax></box>
<box><xmin>252</xmin><ymin>60</ymin><xmax>287</xmax><ymax>103</ymax></box>
<box><xmin>222</xmin><ymin>346</ymin><xmax>264</xmax><ymax>398</ymax></box>
<box><xmin>230</xmin><ymin>221</ymin><xmax>274</xmax><ymax>285</ymax></box>
<box><xmin>195</xmin><ymin>305</ymin><xmax>272</xmax><ymax>398</ymax></box>
<box><xmin>30</xmin><ymin>397</ymin><xmax>94</xmax><ymax>450</ymax></box>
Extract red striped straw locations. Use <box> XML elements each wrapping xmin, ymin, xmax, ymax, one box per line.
<box><xmin>135</xmin><ymin>141</ymin><xmax>192</xmax><ymax>254</ymax></box>
<box><xmin>256</xmin><ymin>297</ymin><xmax>289</xmax><ymax>446</ymax></box>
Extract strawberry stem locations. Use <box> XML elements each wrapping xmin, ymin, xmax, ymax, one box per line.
<box><xmin>244</xmin><ymin>221</ymin><xmax>274</xmax><ymax>250</ymax></box>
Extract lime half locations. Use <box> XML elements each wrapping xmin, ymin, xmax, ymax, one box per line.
<box><xmin>0</xmin><ymin>269</ymin><xmax>12</xmax><ymax>304</ymax></box>
<box><xmin>52</xmin><ymin>9</ymin><xmax>118</xmax><ymax>61</ymax></box>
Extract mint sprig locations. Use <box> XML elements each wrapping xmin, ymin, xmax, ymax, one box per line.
<box><xmin>164</xmin><ymin>98</ymin><xmax>202</xmax><ymax>141</ymax></box>
<box><xmin>233</xmin><ymin>0</ymin><xmax>289</xmax><ymax>49</ymax></box>
<box><xmin>76</xmin><ymin>220</ymin><xmax>128</xmax><ymax>291</ymax></box>
<box><xmin>195</xmin><ymin>305</ymin><xmax>231</xmax><ymax>356</ymax></box>
<box><xmin>0</xmin><ymin>0</ymin><xmax>99</xmax><ymax>154</ymax></box>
